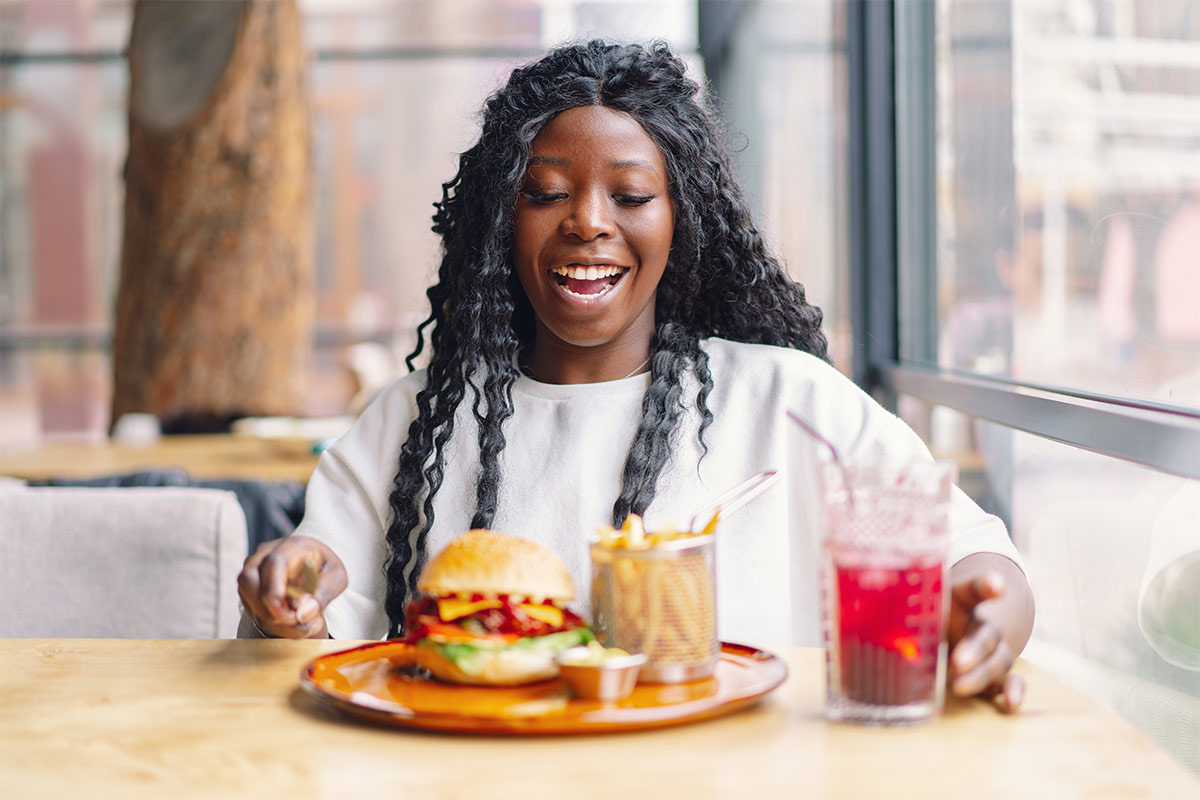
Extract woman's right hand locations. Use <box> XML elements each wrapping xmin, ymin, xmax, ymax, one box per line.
<box><xmin>237</xmin><ymin>535</ymin><xmax>348</xmax><ymax>639</ymax></box>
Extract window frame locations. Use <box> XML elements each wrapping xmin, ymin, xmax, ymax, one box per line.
<box><xmin>851</xmin><ymin>0</ymin><xmax>1200</xmax><ymax>482</ymax></box>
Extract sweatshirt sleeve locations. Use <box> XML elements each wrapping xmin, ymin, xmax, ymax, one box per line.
<box><xmin>293</xmin><ymin>373</ymin><xmax>425</xmax><ymax>640</ymax></box>
<box><xmin>798</xmin><ymin>353</ymin><xmax>1025</xmax><ymax>574</ymax></box>
<box><xmin>871</xmin><ymin>414</ymin><xmax>1025</xmax><ymax>573</ymax></box>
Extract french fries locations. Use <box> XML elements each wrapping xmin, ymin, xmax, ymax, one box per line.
<box><xmin>591</xmin><ymin>514</ymin><xmax>719</xmax><ymax>665</ymax></box>
<box><xmin>593</xmin><ymin>512</ymin><xmax>708</xmax><ymax>549</ymax></box>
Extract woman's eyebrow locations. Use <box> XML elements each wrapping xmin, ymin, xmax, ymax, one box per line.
<box><xmin>527</xmin><ymin>155</ymin><xmax>659</xmax><ymax>174</ymax></box>
<box><xmin>609</xmin><ymin>158</ymin><xmax>658</xmax><ymax>173</ymax></box>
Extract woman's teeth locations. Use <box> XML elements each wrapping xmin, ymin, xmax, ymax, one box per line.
<box><xmin>550</xmin><ymin>265</ymin><xmax>626</xmax><ymax>298</ymax></box>
<box><xmin>551</xmin><ymin>265</ymin><xmax>624</xmax><ymax>281</ymax></box>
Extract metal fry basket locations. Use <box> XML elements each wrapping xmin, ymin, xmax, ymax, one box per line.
<box><xmin>590</xmin><ymin>534</ymin><xmax>719</xmax><ymax>683</ymax></box>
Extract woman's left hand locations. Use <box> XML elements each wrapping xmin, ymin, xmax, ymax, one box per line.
<box><xmin>946</xmin><ymin>570</ymin><xmax>1027</xmax><ymax>713</ymax></box>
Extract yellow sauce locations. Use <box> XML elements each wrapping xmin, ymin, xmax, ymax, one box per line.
<box><xmin>558</xmin><ymin>641</ymin><xmax>631</xmax><ymax>666</ymax></box>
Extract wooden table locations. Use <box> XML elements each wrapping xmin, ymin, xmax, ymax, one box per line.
<box><xmin>0</xmin><ymin>435</ymin><xmax>320</xmax><ymax>483</ymax></box>
<box><xmin>1</xmin><ymin>639</ymin><xmax>1194</xmax><ymax>799</ymax></box>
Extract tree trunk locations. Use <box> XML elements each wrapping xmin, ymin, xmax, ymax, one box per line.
<box><xmin>112</xmin><ymin>0</ymin><xmax>313</xmax><ymax>429</ymax></box>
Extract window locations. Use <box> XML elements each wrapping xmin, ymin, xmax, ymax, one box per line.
<box><xmin>888</xmin><ymin>0</ymin><xmax>1200</xmax><ymax>774</ymax></box>
<box><xmin>700</xmin><ymin>0</ymin><xmax>852</xmax><ymax>373</ymax></box>
<box><xmin>930</xmin><ymin>0</ymin><xmax>1200</xmax><ymax>410</ymax></box>
<box><xmin>0</xmin><ymin>0</ymin><xmax>698</xmax><ymax>443</ymax></box>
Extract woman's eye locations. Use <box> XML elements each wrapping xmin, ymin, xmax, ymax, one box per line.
<box><xmin>615</xmin><ymin>195</ymin><xmax>655</xmax><ymax>206</ymax></box>
<box><xmin>523</xmin><ymin>192</ymin><xmax>567</xmax><ymax>203</ymax></box>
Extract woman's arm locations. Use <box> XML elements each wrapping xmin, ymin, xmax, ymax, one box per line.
<box><xmin>947</xmin><ymin>552</ymin><xmax>1036</xmax><ymax>711</ymax></box>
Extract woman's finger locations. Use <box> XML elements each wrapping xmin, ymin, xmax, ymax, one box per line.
<box><xmin>236</xmin><ymin>559</ymin><xmax>266</xmax><ymax>619</ymax></box>
<box><xmin>257</xmin><ymin>542</ymin><xmax>321</xmax><ymax>625</ymax></box>
<box><xmin>951</xmin><ymin>637</ymin><xmax>1014</xmax><ymax>697</ymax></box>
<box><xmin>281</xmin><ymin>540</ymin><xmax>346</xmax><ymax>624</ymax></box>
<box><xmin>951</xmin><ymin>572</ymin><xmax>1005</xmax><ymax>612</ymax></box>
<box><xmin>294</xmin><ymin>594</ymin><xmax>321</xmax><ymax>625</ymax></box>
<box><xmin>237</xmin><ymin>539</ymin><xmax>285</xmax><ymax>622</ymax></box>
<box><xmin>242</xmin><ymin>538</ymin><xmax>282</xmax><ymax>571</ymax></box>
<box><xmin>998</xmin><ymin>671</ymin><xmax>1027</xmax><ymax>710</ymax></box>
<box><xmin>950</xmin><ymin>619</ymin><xmax>1002</xmax><ymax>676</ymax></box>
<box><xmin>310</xmin><ymin>558</ymin><xmax>349</xmax><ymax>614</ymax></box>
<box><xmin>257</xmin><ymin>548</ymin><xmax>294</xmax><ymax>621</ymax></box>
<box><xmin>978</xmin><ymin>671</ymin><xmax>1026</xmax><ymax>713</ymax></box>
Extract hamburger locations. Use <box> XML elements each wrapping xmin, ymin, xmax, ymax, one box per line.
<box><xmin>402</xmin><ymin>529</ymin><xmax>594</xmax><ymax>685</ymax></box>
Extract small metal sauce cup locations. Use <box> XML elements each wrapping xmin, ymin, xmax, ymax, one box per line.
<box><xmin>554</xmin><ymin>647</ymin><xmax>647</xmax><ymax>701</ymax></box>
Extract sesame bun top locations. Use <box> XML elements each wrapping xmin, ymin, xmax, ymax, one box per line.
<box><xmin>416</xmin><ymin>529</ymin><xmax>575</xmax><ymax>602</ymax></box>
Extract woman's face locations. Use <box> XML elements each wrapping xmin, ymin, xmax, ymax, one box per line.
<box><xmin>512</xmin><ymin>105</ymin><xmax>675</xmax><ymax>357</ymax></box>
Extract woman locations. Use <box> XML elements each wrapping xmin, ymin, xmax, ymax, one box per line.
<box><xmin>238</xmin><ymin>41</ymin><xmax>1033</xmax><ymax>709</ymax></box>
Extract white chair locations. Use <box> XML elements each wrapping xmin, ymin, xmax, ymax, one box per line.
<box><xmin>0</xmin><ymin>486</ymin><xmax>247</xmax><ymax>638</ymax></box>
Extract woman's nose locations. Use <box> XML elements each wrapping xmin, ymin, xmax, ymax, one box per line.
<box><xmin>561</xmin><ymin>190</ymin><xmax>614</xmax><ymax>240</ymax></box>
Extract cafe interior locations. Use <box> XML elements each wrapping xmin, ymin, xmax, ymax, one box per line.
<box><xmin>1</xmin><ymin>0</ymin><xmax>1197</xmax><ymax>796</ymax></box>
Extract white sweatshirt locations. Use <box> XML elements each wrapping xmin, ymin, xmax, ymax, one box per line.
<box><xmin>297</xmin><ymin>338</ymin><xmax>1022</xmax><ymax>647</ymax></box>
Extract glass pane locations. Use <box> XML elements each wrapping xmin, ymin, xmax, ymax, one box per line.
<box><xmin>308</xmin><ymin>56</ymin><xmax>532</xmax><ymax>358</ymax></box>
<box><xmin>301</xmin><ymin>0</ymin><xmax>696</xmax><ymax>52</ymax></box>
<box><xmin>0</xmin><ymin>0</ymin><xmax>131</xmax><ymax>56</ymax></box>
<box><xmin>0</xmin><ymin>49</ymin><xmax>126</xmax><ymax>444</ymax></box>
<box><xmin>0</xmin><ymin>0</ymin><xmax>698</xmax><ymax>443</ymax></box>
<box><xmin>710</xmin><ymin>0</ymin><xmax>851</xmax><ymax>374</ymax></box>
<box><xmin>0</xmin><ymin>0</ymin><xmax>697</xmax><ymax>56</ymax></box>
<box><xmin>898</xmin><ymin>394</ymin><xmax>1200</xmax><ymax>775</ymax></box>
<box><xmin>301</xmin><ymin>0</ymin><xmax>542</xmax><ymax>51</ymax></box>
<box><xmin>929</xmin><ymin>0</ymin><xmax>1200</xmax><ymax>412</ymax></box>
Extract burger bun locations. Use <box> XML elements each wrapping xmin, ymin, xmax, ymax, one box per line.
<box><xmin>417</xmin><ymin>529</ymin><xmax>574</xmax><ymax>602</ymax></box>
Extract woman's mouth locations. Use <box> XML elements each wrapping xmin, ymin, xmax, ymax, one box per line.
<box><xmin>549</xmin><ymin>265</ymin><xmax>628</xmax><ymax>299</ymax></box>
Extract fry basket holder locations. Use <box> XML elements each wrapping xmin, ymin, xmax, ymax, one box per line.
<box><xmin>590</xmin><ymin>534</ymin><xmax>719</xmax><ymax>683</ymax></box>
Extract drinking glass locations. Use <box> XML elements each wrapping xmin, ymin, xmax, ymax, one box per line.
<box><xmin>819</xmin><ymin>459</ymin><xmax>953</xmax><ymax>725</ymax></box>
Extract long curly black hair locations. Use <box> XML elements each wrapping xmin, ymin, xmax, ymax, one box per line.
<box><xmin>382</xmin><ymin>40</ymin><xmax>827</xmax><ymax>637</ymax></box>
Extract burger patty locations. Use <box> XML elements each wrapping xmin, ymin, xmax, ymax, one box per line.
<box><xmin>402</xmin><ymin>595</ymin><xmax>586</xmax><ymax>642</ymax></box>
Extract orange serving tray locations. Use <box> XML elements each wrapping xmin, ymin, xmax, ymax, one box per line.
<box><xmin>300</xmin><ymin>640</ymin><xmax>787</xmax><ymax>735</ymax></box>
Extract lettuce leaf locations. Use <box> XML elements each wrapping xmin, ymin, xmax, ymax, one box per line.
<box><xmin>419</xmin><ymin>628</ymin><xmax>595</xmax><ymax>675</ymax></box>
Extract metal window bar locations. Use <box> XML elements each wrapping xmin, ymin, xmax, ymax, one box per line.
<box><xmin>846</xmin><ymin>0</ymin><xmax>898</xmax><ymax>393</ymax></box>
<box><xmin>885</xmin><ymin>363</ymin><xmax>1200</xmax><ymax>482</ymax></box>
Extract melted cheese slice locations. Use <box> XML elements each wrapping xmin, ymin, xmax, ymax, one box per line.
<box><xmin>519</xmin><ymin>603</ymin><xmax>563</xmax><ymax>627</ymax></box>
<box><xmin>436</xmin><ymin>597</ymin><xmax>564</xmax><ymax>627</ymax></box>
<box><xmin>437</xmin><ymin>597</ymin><xmax>502</xmax><ymax>621</ymax></box>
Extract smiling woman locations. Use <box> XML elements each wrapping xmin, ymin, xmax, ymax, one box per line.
<box><xmin>239</xmin><ymin>40</ymin><xmax>1032</xmax><ymax>713</ymax></box>
<box><xmin>513</xmin><ymin>106</ymin><xmax>675</xmax><ymax>382</ymax></box>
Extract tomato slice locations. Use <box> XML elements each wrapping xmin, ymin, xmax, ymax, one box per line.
<box><xmin>419</xmin><ymin>620</ymin><xmax>520</xmax><ymax>645</ymax></box>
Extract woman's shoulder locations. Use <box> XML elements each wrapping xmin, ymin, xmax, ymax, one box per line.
<box><xmin>699</xmin><ymin>337</ymin><xmax>891</xmax><ymax>446</ymax></box>
<box><xmin>352</xmin><ymin>366</ymin><xmax>427</xmax><ymax>417</ymax></box>
<box><xmin>330</xmin><ymin>369</ymin><xmax>428</xmax><ymax>457</ymax></box>
<box><xmin>701</xmin><ymin>337</ymin><xmax>841</xmax><ymax>383</ymax></box>
<box><xmin>376</xmin><ymin>366</ymin><xmax>429</xmax><ymax>398</ymax></box>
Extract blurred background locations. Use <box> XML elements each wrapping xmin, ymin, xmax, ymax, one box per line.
<box><xmin>1</xmin><ymin>0</ymin><xmax>856</xmax><ymax>438</ymax></box>
<box><xmin>0</xmin><ymin>0</ymin><xmax>1197</xmax><ymax>774</ymax></box>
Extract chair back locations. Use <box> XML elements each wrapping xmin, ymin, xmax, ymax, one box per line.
<box><xmin>0</xmin><ymin>486</ymin><xmax>247</xmax><ymax>638</ymax></box>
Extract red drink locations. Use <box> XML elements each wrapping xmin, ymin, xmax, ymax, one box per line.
<box><xmin>830</xmin><ymin>547</ymin><xmax>945</xmax><ymax>709</ymax></box>
<box><xmin>814</xmin><ymin>458</ymin><xmax>953</xmax><ymax>724</ymax></box>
